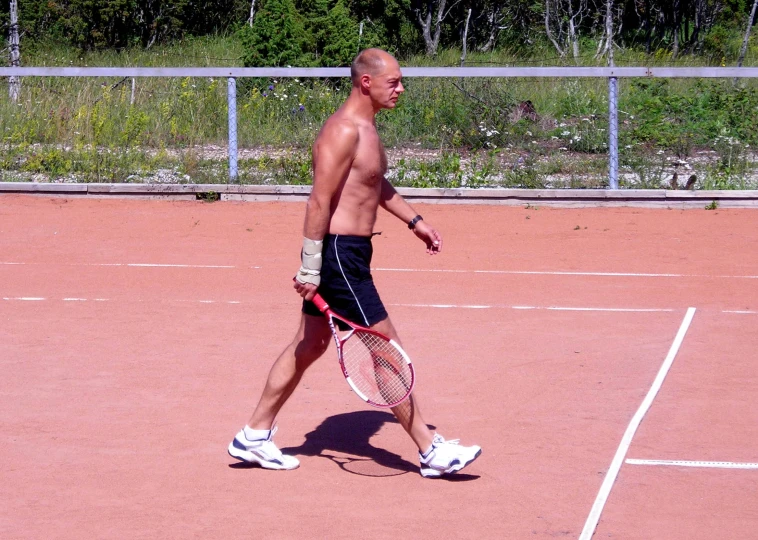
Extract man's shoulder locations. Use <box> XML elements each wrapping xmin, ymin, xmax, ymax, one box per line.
<box><xmin>314</xmin><ymin>113</ymin><xmax>360</xmax><ymax>153</ymax></box>
<box><xmin>320</xmin><ymin>112</ymin><xmax>359</xmax><ymax>139</ymax></box>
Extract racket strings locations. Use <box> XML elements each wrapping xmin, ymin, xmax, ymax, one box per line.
<box><xmin>341</xmin><ymin>331</ymin><xmax>413</xmax><ymax>406</ymax></box>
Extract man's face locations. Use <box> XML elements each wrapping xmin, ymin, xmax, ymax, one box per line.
<box><xmin>369</xmin><ymin>60</ymin><xmax>404</xmax><ymax>110</ymax></box>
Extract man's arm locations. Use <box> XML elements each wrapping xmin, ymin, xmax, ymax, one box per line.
<box><xmin>380</xmin><ymin>178</ymin><xmax>442</xmax><ymax>254</ymax></box>
<box><xmin>294</xmin><ymin>120</ymin><xmax>359</xmax><ymax>299</ymax></box>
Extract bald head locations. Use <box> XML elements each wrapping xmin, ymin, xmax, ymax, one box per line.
<box><xmin>350</xmin><ymin>48</ymin><xmax>398</xmax><ymax>86</ymax></box>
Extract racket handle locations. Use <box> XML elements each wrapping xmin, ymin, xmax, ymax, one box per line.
<box><xmin>310</xmin><ymin>293</ymin><xmax>330</xmax><ymax>314</ymax></box>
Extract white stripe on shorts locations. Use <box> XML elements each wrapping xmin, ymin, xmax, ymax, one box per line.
<box><xmin>333</xmin><ymin>235</ymin><xmax>371</xmax><ymax>327</ymax></box>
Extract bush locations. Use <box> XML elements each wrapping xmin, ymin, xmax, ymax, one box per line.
<box><xmin>239</xmin><ymin>0</ymin><xmax>315</xmax><ymax>67</ymax></box>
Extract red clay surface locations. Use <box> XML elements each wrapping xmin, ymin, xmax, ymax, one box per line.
<box><xmin>1</xmin><ymin>195</ymin><xmax>757</xmax><ymax>539</ymax></box>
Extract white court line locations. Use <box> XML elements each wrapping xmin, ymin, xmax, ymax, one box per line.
<box><xmin>723</xmin><ymin>310</ymin><xmax>758</xmax><ymax>314</ymax></box>
<box><xmin>123</xmin><ymin>263</ymin><xmax>237</xmax><ymax>268</ymax></box>
<box><xmin>374</xmin><ymin>268</ymin><xmax>758</xmax><ymax>279</ymax></box>
<box><xmin>390</xmin><ymin>303</ymin><xmax>674</xmax><ymax>313</ymax></box>
<box><xmin>0</xmin><ymin>297</ymin><xmax>679</xmax><ymax>312</ymax></box>
<box><xmin>2</xmin><ymin>297</ymin><xmax>243</xmax><ymax>304</ymax></box>
<box><xmin>579</xmin><ymin>307</ymin><xmax>697</xmax><ymax>540</ymax></box>
<box><xmin>2</xmin><ymin>261</ymin><xmax>757</xmax><ymax>278</ymax></box>
<box><xmin>626</xmin><ymin>459</ymin><xmax>758</xmax><ymax>470</ymax></box>
<box><xmin>4</xmin><ymin>298</ymin><xmax>742</xmax><ymax>315</ymax></box>
<box><xmin>0</xmin><ymin>261</ymin><xmax>251</xmax><ymax>269</ymax></box>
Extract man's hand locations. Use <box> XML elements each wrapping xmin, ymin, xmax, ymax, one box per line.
<box><xmin>295</xmin><ymin>237</ymin><xmax>323</xmax><ymax>300</ymax></box>
<box><xmin>412</xmin><ymin>221</ymin><xmax>443</xmax><ymax>255</ymax></box>
<box><xmin>294</xmin><ymin>279</ymin><xmax>318</xmax><ymax>301</ymax></box>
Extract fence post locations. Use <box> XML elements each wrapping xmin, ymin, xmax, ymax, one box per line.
<box><xmin>608</xmin><ymin>76</ymin><xmax>619</xmax><ymax>189</ymax></box>
<box><xmin>227</xmin><ymin>77</ymin><xmax>238</xmax><ymax>183</ymax></box>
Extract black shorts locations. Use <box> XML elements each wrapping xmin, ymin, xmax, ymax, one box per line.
<box><xmin>302</xmin><ymin>234</ymin><xmax>388</xmax><ymax>328</ymax></box>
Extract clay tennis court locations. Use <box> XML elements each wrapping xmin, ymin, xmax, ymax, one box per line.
<box><xmin>1</xmin><ymin>194</ymin><xmax>757</xmax><ymax>539</ymax></box>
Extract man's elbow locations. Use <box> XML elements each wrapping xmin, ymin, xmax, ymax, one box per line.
<box><xmin>306</xmin><ymin>195</ymin><xmax>330</xmax><ymax>215</ymax></box>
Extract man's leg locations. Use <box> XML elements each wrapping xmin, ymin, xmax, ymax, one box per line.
<box><xmin>228</xmin><ymin>313</ymin><xmax>331</xmax><ymax>469</ymax></box>
<box><xmin>370</xmin><ymin>316</ymin><xmax>435</xmax><ymax>452</ymax></box>
<box><xmin>371</xmin><ymin>315</ymin><xmax>482</xmax><ymax>478</ymax></box>
<box><xmin>247</xmin><ymin>313</ymin><xmax>331</xmax><ymax>429</ymax></box>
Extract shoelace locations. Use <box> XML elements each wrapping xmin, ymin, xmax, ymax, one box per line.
<box><xmin>433</xmin><ymin>434</ymin><xmax>460</xmax><ymax>446</ymax></box>
<box><xmin>259</xmin><ymin>425</ymin><xmax>285</xmax><ymax>459</ymax></box>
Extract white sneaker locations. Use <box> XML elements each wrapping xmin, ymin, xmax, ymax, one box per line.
<box><xmin>228</xmin><ymin>426</ymin><xmax>300</xmax><ymax>470</ymax></box>
<box><xmin>419</xmin><ymin>433</ymin><xmax>481</xmax><ymax>478</ymax></box>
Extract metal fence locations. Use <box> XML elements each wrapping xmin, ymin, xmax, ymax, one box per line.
<box><xmin>3</xmin><ymin>66</ymin><xmax>758</xmax><ymax>188</ymax></box>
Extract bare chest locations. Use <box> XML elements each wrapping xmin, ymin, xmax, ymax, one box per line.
<box><xmin>352</xmin><ymin>129</ymin><xmax>387</xmax><ymax>183</ymax></box>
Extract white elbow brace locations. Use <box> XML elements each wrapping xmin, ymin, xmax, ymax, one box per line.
<box><xmin>296</xmin><ymin>237</ymin><xmax>323</xmax><ymax>286</ymax></box>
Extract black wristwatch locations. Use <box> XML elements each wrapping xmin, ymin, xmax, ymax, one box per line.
<box><xmin>408</xmin><ymin>215</ymin><xmax>423</xmax><ymax>230</ymax></box>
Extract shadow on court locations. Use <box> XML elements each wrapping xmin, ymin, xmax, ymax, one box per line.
<box><xmin>230</xmin><ymin>410</ymin><xmax>478</xmax><ymax>480</ymax></box>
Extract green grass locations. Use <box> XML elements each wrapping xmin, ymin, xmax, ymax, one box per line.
<box><xmin>1</xmin><ymin>36</ymin><xmax>757</xmax><ymax>188</ymax></box>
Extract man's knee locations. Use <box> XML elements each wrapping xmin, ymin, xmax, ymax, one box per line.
<box><xmin>292</xmin><ymin>314</ymin><xmax>331</xmax><ymax>365</ymax></box>
<box><xmin>371</xmin><ymin>315</ymin><xmax>400</xmax><ymax>343</ymax></box>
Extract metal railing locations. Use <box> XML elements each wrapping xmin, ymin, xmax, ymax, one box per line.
<box><xmin>3</xmin><ymin>66</ymin><xmax>758</xmax><ymax>188</ymax></box>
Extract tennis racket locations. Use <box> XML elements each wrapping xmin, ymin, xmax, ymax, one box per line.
<box><xmin>310</xmin><ymin>292</ymin><xmax>415</xmax><ymax>408</ymax></box>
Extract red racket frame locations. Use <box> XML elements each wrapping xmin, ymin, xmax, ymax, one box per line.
<box><xmin>310</xmin><ymin>292</ymin><xmax>415</xmax><ymax>408</ymax></box>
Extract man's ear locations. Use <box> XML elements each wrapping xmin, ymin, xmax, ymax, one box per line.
<box><xmin>360</xmin><ymin>74</ymin><xmax>371</xmax><ymax>91</ymax></box>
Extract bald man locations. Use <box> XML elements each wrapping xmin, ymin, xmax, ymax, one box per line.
<box><xmin>229</xmin><ymin>49</ymin><xmax>481</xmax><ymax>478</ymax></box>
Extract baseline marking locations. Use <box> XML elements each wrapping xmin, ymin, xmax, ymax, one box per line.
<box><xmin>1</xmin><ymin>296</ymin><xmax>677</xmax><ymax>312</ymax></box>
<box><xmin>579</xmin><ymin>307</ymin><xmax>697</xmax><ymax>540</ymax></box>
<box><xmin>626</xmin><ymin>459</ymin><xmax>758</xmax><ymax>470</ymax></box>
<box><xmin>0</xmin><ymin>261</ymin><xmax>257</xmax><ymax>269</ymax></box>
<box><xmin>374</xmin><ymin>268</ymin><xmax>758</xmax><ymax>279</ymax></box>
<box><xmin>3</xmin><ymin>262</ymin><xmax>758</xmax><ymax>279</ymax></box>
<box><xmin>390</xmin><ymin>303</ymin><xmax>674</xmax><ymax>313</ymax></box>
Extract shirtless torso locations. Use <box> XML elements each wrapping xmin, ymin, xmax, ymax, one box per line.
<box><xmin>312</xmin><ymin>111</ymin><xmax>387</xmax><ymax>237</ymax></box>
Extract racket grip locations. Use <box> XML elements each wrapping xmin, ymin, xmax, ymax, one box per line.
<box><xmin>310</xmin><ymin>293</ymin><xmax>330</xmax><ymax>314</ymax></box>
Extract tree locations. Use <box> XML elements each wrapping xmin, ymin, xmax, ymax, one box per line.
<box><xmin>317</xmin><ymin>0</ymin><xmax>360</xmax><ymax>66</ymax></box>
<box><xmin>476</xmin><ymin>0</ymin><xmax>507</xmax><ymax>52</ymax></box>
<box><xmin>412</xmin><ymin>0</ymin><xmax>460</xmax><ymax>56</ymax></box>
<box><xmin>737</xmin><ymin>0</ymin><xmax>758</xmax><ymax>66</ymax></box>
<box><xmin>596</xmin><ymin>0</ymin><xmax>619</xmax><ymax>61</ymax></box>
<box><xmin>239</xmin><ymin>0</ymin><xmax>314</xmax><ymax>67</ymax></box>
<box><xmin>9</xmin><ymin>0</ymin><xmax>21</xmax><ymax>102</ymax></box>
<box><xmin>544</xmin><ymin>0</ymin><xmax>589</xmax><ymax>61</ymax></box>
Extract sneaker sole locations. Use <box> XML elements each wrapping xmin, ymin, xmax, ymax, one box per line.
<box><xmin>228</xmin><ymin>442</ymin><xmax>300</xmax><ymax>470</ymax></box>
<box><xmin>420</xmin><ymin>448</ymin><xmax>482</xmax><ymax>478</ymax></box>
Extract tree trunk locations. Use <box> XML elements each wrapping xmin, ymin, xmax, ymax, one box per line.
<box><xmin>248</xmin><ymin>0</ymin><xmax>256</xmax><ymax>27</ymax></box>
<box><xmin>596</xmin><ymin>0</ymin><xmax>614</xmax><ymax>62</ymax></box>
<box><xmin>568</xmin><ymin>1</ymin><xmax>580</xmax><ymax>61</ymax></box>
<box><xmin>478</xmin><ymin>5</ymin><xmax>504</xmax><ymax>53</ymax></box>
<box><xmin>670</xmin><ymin>0</ymin><xmax>680</xmax><ymax>58</ymax></box>
<box><xmin>738</xmin><ymin>0</ymin><xmax>758</xmax><ymax>68</ymax></box>
<box><xmin>460</xmin><ymin>8</ymin><xmax>471</xmax><ymax>66</ymax></box>
<box><xmin>606</xmin><ymin>0</ymin><xmax>614</xmax><ymax>65</ymax></box>
<box><xmin>416</xmin><ymin>0</ymin><xmax>449</xmax><ymax>56</ymax></box>
<box><xmin>642</xmin><ymin>0</ymin><xmax>652</xmax><ymax>54</ymax></box>
<box><xmin>9</xmin><ymin>0</ymin><xmax>21</xmax><ymax>102</ymax></box>
<box><xmin>545</xmin><ymin>0</ymin><xmax>566</xmax><ymax>57</ymax></box>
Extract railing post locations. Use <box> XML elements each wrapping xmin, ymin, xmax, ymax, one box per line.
<box><xmin>608</xmin><ymin>75</ymin><xmax>619</xmax><ymax>189</ymax></box>
<box><xmin>227</xmin><ymin>77</ymin><xmax>238</xmax><ymax>183</ymax></box>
